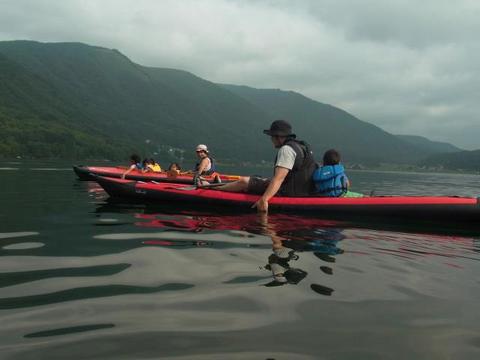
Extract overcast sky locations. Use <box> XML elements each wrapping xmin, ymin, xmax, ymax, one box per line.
<box><xmin>1</xmin><ymin>0</ymin><xmax>479</xmax><ymax>149</ymax></box>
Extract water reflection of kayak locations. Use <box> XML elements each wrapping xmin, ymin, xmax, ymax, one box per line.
<box><xmin>134</xmin><ymin>212</ymin><xmax>343</xmax><ymax>233</ymax></box>
<box><xmin>73</xmin><ymin>165</ymin><xmax>240</xmax><ymax>183</ymax></box>
<box><xmin>95</xmin><ymin>176</ymin><xmax>480</xmax><ymax>224</ymax></box>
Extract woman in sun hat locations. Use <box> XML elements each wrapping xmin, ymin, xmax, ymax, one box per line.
<box><xmin>194</xmin><ymin>144</ymin><xmax>216</xmax><ymax>176</ymax></box>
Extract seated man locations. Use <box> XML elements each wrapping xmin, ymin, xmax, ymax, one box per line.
<box><xmin>217</xmin><ymin>120</ymin><xmax>316</xmax><ymax>212</ymax></box>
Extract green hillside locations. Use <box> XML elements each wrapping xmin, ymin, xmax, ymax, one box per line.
<box><xmin>0</xmin><ymin>52</ymin><xmax>130</xmax><ymax>159</ymax></box>
<box><xmin>0</xmin><ymin>40</ymin><xmax>451</xmax><ymax>166</ymax></box>
<box><xmin>221</xmin><ymin>85</ymin><xmax>435</xmax><ymax>164</ymax></box>
<box><xmin>396</xmin><ymin>135</ymin><xmax>462</xmax><ymax>154</ymax></box>
<box><xmin>0</xmin><ymin>40</ymin><xmax>270</xmax><ymax>161</ymax></box>
<box><xmin>420</xmin><ymin>150</ymin><xmax>480</xmax><ymax>171</ymax></box>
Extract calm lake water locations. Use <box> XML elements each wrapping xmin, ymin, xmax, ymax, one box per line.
<box><xmin>1</xmin><ymin>161</ymin><xmax>480</xmax><ymax>360</ymax></box>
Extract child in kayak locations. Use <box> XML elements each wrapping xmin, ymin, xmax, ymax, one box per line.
<box><xmin>313</xmin><ymin>149</ymin><xmax>363</xmax><ymax>197</ymax></box>
<box><xmin>166</xmin><ymin>162</ymin><xmax>182</xmax><ymax>177</ymax></box>
<box><xmin>121</xmin><ymin>154</ymin><xmax>143</xmax><ymax>179</ymax></box>
<box><xmin>143</xmin><ymin>158</ymin><xmax>162</xmax><ymax>173</ymax></box>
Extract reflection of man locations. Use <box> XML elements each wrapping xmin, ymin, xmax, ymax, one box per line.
<box><xmin>217</xmin><ymin>120</ymin><xmax>316</xmax><ymax>212</ymax></box>
<box><xmin>258</xmin><ymin>213</ymin><xmax>338</xmax><ymax>294</ymax></box>
<box><xmin>265</xmin><ymin>247</ymin><xmax>307</xmax><ymax>287</ymax></box>
<box><xmin>284</xmin><ymin>228</ymin><xmax>345</xmax><ymax>264</ymax></box>
<box><xmin>257</xmin><ymin>212</ymin><xmax>308</xmax><ymax>286</ymax></box>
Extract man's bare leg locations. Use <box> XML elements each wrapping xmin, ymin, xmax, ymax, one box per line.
<box><xmin>215</xmin><ymin>176</ymin><xmax>250</xmax><ymax>192</ymax></box>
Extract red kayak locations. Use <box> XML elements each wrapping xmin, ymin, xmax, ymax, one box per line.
<box><xmin>73</xmin><ymin>165</ymin><xmax>240</xmax><ymax>184</ymax></box>
<box><xmin>94</xmin><ymin>176</ymin><xmax>480</xmax><ymax>223</ymax></box>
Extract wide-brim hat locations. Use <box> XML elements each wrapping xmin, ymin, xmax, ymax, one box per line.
<box><xmin>263</xmin><ymin>120</ymin><xmax>296</xmax><ymax>138</ymax></box>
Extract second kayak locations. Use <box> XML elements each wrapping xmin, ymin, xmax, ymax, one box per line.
<box><xmin>73</xmin><ymin>165</ymin><xmax>241</xmax><ymax>184</ymax></box>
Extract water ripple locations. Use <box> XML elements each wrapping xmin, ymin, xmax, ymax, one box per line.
<box><xmin>0</xmin><ymin>283</ymin><xmax>194</xmax><ymax>310</ymax></box>
<box><xmin>24</xmin><ymin>323</ymin><xmax>115</xmax><ymax>338</ymax></box>
<box><xmin>0</xmin><ymin>263</ymin><xmax>131</xmax><ymax>289</ymax></box>
<box><xmin>2</xmin><ymin>242</ymin><xmax>45</xmax><ymax>250</ymax></box>
<box><xmin>0</xmin><ymin>232</ymin><xmax>39</xmax><ymax>240</ymax></box>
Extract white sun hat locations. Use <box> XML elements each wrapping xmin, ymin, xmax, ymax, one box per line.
<box><xmin>195</xmin><ymin>144</ymin><xmax>209</xmax><ymax>153</ymax></box>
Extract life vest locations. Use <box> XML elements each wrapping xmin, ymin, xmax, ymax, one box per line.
<box><xmin>147</xmin><ymin>163</ymin><xmax>162</xmax><ymax>172</ymax></box>
<box><xmin>276</xmin><ymin>139</ymin><xmax>317</xmax><ymax>197</ymax></box>
<box><xmin>195</xmin><ymin>156</ymin><xmax>216</xmax><ymax>175</ymax></box>
<box><xmin>312</xmin><ymin>164</ymin><xmax>349</xmax><ymax>197</ymax></box>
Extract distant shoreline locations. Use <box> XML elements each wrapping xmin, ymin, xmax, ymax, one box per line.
<box><xmin>1</xmin><ymin>158</ymin><xmax>477</xmax><ymax>175</ymax></box>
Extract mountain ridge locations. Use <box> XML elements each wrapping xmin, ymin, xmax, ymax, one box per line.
<box><xmin>220</xmin><ymin>84</ymin><xmax>432</xmax><ymax>164</ymax></box>
<box><xmin>0</xmin><ymin>40</ymin><xmax>463</xmax><ymax>166</ymax></box>
<box><xmin>396</xmin><ymin>134</ymin><xmax>462</xmax><ymax>154</ymax></box>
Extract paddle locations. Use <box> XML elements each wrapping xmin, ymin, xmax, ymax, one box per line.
<box><xmin>169</xmin><ymin>183</ymin><xmax>226</xmax><ymax>191</ymax></box>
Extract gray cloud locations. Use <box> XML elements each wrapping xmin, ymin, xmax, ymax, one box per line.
<box><xmin>1</xmin><ymin>0</ymin><xmax>479</xmax><ymax>149</ymax></box>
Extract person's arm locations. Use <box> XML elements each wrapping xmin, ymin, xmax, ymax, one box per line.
<box><xmin>252</xmin><ymin>166</ymin><xmax>289</xmax><ymax>212</ymax></box>
<box><xmin>121</xmin><ymin>164</ymin><xmax>135</xmax><ymax>179</ymax></box>
<box><xmin>258</xmin><ymin>212</ymin><xmax>285</xmax><ymax>248</ymax></box>
<box><xmin>196</xmin><ymin>158</ymin><xmax>210</xmax><ymax>175</ymax></box>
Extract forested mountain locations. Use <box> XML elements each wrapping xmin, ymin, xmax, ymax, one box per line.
<box><xmin>420</xmin><ymin>150</ymin><xmax>480</xmax><ymax>171</ymax></box>
<box><xmin>396</xmin><ymin>135</ymin><xmax>462</xmax><ymax>154</ymax></box>
<box><xmin>221</xmin><ymin>84</ymin><xmax>433</xmax><ymax>164</ymax></box>
<box><xmin>0</xmin><ymin>41</ymin><xmax>271</xmax><ymax>161</ymax></box>
<box><xmin>0</xmin><ymin>40</ymin><xmax>461</xmax><ymax>165</ymax></box>
<box><xmin>0</xmin><ymin>51</ymin><xmax>128</xmax><ymax>159</ymax></box>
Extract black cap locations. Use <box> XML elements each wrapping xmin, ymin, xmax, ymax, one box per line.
<box><xmin>263</xmin><ymin>120</ymin><xmax>296</xmax><ymax>138</ymax></box>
